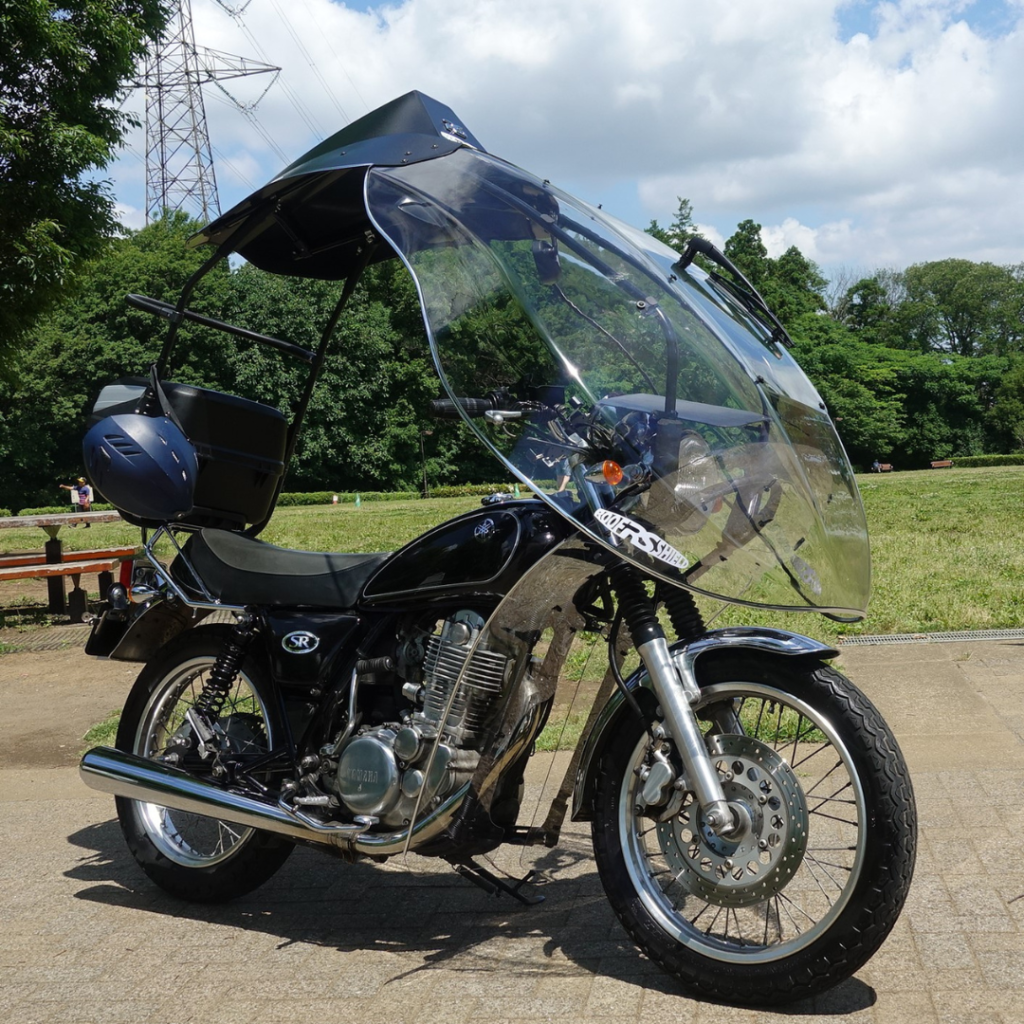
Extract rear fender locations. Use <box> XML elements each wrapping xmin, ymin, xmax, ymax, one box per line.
<box><xmin>571</xmin><ymin>627</ymin><xmax>838</xmax><ymax>821</ymax></box>
<box><xmin>86</xmin><ymin>599</ymin><xmax>205</xmax><ymax>662</ymax></box>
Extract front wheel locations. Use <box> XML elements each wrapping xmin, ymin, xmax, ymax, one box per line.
<box><xmin>591</xmin><ymin>653</ymin><xmax>916</xmax><ymax>1005</ymax></box>
<box><xmin>115</xmin><ymin>626</ymin><xmax>294</xmax><ymax>902</ymax></box>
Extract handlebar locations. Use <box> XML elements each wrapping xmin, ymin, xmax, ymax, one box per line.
<box><xmin>429</xmin><ymin>396</ymin><xmax>502</xmax><ymax>419</ymax></box>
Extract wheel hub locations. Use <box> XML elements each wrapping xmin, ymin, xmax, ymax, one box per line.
<box><xmin>656</xmin><ymin>733</ymin><xmax>808</xmax><ymax>908</ymax></box>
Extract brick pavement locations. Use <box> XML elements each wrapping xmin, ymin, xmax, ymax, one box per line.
<box><xmin>2</xmin><ymin>639</ymin><xmax>1023</xmax><ymax>1023</ymax></box>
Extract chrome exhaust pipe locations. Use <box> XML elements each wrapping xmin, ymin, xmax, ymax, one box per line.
<box><xmin>79</xmin><ymin>746</ymin><xmax>466</xmax><ymax>856</ymax></box>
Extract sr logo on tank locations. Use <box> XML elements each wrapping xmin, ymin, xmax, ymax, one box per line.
<box><xmin>282</xmin><ymin>631</ymin><xmax>320</xmax><ymax>654</ymax></box>
<box><xmin>594</xmin><ymin>509</ymin><xmax>689</xmax><ymax>570</ymax></box>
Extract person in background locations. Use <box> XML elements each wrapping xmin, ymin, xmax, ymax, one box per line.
<box><xmin>77</xmin><ymin>477</ymin><xmax>93</xmax><ymax>512</ymax></box>
<box><xmin>60</xmin><ymin>477</ymin><xmax>93</xmax><ymax>517</ymax></box>
<box><xmin>60</xmin><ymin>479</ymin><xmax>81</xmax><ymax>512</ymax></box>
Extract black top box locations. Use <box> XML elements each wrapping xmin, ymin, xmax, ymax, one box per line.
<box><xmin>91</xmin><ymin>378</ymin><xmax>289</xmax><ymax>529</ymax></box>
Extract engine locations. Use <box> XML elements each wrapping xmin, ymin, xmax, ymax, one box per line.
<box><xmin>329</xmin><ymin>610</ymin><xmax>511</xmax><ymax>829</ymax></box>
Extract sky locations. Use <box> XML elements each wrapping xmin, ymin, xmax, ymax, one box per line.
<box><xmin>109</xmin><ymin>0</ymin><xmax>1024</xmax><ymax>278</ymax></box>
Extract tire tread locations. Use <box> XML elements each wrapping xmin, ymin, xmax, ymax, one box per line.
<box><xmin>591</xmin><ymin>655</ymin><xmax>916</xmax><ymax>1006</ymax></box>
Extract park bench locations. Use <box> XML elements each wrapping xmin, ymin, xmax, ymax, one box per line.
<box><xmin>878</xmin><ymin>463</ymin><xmax>893</xmax><ymax>472</ymax></box>
<box><xmin>0</xmin><ymin>546</ymin><xmax>136</xmax><ymax>623</ymax></box>
<box><xmin>930</xmin><ymin>459</ymin><xmax>954</xmax><ymax>469</ymax></box>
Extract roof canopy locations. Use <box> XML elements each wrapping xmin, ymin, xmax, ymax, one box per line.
<box><xmin>191</xmin><ymin>91</ymin><xmax>484</xmax><ymax>279</ymax></box>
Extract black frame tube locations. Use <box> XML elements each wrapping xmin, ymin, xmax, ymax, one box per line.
<box><xmin>245</xmin><ymin>240</ymin><xmax>377</xmax><ymax>536</ymax></box>
<box><xmin>129</xmin><ymin>294</ymin><xmax>317</xmax><ymax>365</ymax></box>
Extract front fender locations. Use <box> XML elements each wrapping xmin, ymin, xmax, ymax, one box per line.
<box><xmin>570</xmin><ymin>627</ymin><xmax>838</xmax><ymax>822</ymax></box>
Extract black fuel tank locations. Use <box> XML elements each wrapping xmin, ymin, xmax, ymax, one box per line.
<box><xmin>361</xmin><ymin>501</ymin><xmax>568</xmax><ymax>604</ymax></box>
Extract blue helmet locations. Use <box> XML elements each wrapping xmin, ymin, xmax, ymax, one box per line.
<box><xmin>83</xmin><ymin>413</ymin><xmax>198</xmax><ymax>523</ymax></box>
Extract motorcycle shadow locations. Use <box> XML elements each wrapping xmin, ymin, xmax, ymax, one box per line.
<box><xmin>65</xmin><ymin>817</ymin><xmax>876</xmax><ymax>1014</ymax></box>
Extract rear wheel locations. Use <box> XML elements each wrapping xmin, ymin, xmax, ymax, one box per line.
<box><xmin>115</xmin><ymin>626</ymin><xmax>293</xmax><ymax>902</ymax></box>
<box><xmin>591</xmin><ymin>653</ymin><xmax>916</xmax><ymax>1005</ymax></box>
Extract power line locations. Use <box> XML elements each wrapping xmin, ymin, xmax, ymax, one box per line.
<box><xmin>213</xmin><ymin>0</ymin><xmax>327</xmax><ymax>139</ymax></box>
<box><xmin>296</xmin><ymin>0</ymin><xmax>371</xmax><ymax>115</ymax></box>
<box><xmin>207</xmin><ymin>82</ymin><xmax>289</xmax><ymax>163</ymax></box>
<box><xmin>267</xmin><ymin>0</ymin><xmax>350</xmax><ymax>124</ymax></box>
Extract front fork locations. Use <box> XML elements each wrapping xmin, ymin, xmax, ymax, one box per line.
<box><xmin>635</xmin><ymin>636</ymin><xmax>737</xmax><ymax>835</ymax></box>
<box><xmin>612</xmin><ymin>566</ymin><xmax>738</xmax><ymax>837</ymax></box>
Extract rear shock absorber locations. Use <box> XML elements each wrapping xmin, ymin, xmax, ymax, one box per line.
<box><xmin>193</xmin><ymin>616</ymin><xmax>257</xmax><ymax>721</ymax></box>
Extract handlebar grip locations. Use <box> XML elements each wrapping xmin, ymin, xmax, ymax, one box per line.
<box><xmin>126</xmin><ymin>293</ymin><xmax>179</xmax><ymax>320</ymax></box>
<box><xmin>429</xmin><ymin>397</ymin><xmax>496</xmax><ymax>418</ymax></box>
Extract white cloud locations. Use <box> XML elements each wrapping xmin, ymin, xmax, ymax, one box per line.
<box><xmin>111</xmin><ymin>0</ymin><xmax>1024</xmax><ymax>274</ymax></box>
<box><xmin>114</xmin><ymin>202</ymin><xmax>146</xmax><ymax>232</ymax></box>
<box><xmin>762</xmin><ymin>219</ymin><xmax>824</xmax><ymax>261</ymax></box>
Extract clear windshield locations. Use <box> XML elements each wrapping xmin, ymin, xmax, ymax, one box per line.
<box><xmin>365</xmin><ymin>149</ymin><xmax>869</xmax><ymax>618</ymax></box>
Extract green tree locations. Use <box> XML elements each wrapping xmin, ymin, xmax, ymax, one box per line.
<box><xmin>0</xmin><ymin>0</ymin><xmax>165</xmax><ymax>361</ymax></box>
<box><xmin>762</xmin><ymin>246</ymin><xmax>826</xmax><ymax>323</ymax></box>
<box><xmin>646</xmin><ymin>197</ymin><xmax>701</xmax><ymax>253</ymax></box>
<box><xmin>889</xmin><ymin>352</ymin><xmax>1000</xmax><ymax>464</ymax></box>
<box><xmin>792</xmin><ymin>316</ymin><xmax>906</xmax><ymax>467</ymax></box>
<box><xmin>221</xmin><ymin>264</ymin><xmax>445</xmax><ymax>492</ymax></box>
<box><xmin>986</xmin><ymin>358</ymin><xmax>1024</xmax><ymax>452</ymax></box>
<box><xmin>844</xmin><ymin>275</ymin><xmax>900</xmax><ymax>344</ymax></box>
<box><xmin>0</xmin><ymin>213</ymin><xmax>231</xmax><ymax>511</ymax></box>
<box><xmin>724</xmin><ymin>219</ymin><xmax>770</xmax><ymax>288</ymax></box>
<box><xmin>902</xmin><ymin>259</ymin><xmax>1024</xmax><ymax>356</ymax></box>
<box><xmin>791</xmin><ymin>310</ymin><xmax>1008</xmax><ymax>468</ymax></box>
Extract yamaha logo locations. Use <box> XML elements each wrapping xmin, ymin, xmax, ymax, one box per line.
<box><xmin>474</xmin><ymin>517</ymin><xmax>495</xmax><ymax>540</ymax></box>
<box><xmin>282</xmin><ymin>631</ymin><xmax>320</xmax><ymax>654</ymax></box>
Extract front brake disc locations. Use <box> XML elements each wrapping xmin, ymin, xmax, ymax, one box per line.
<box><xmin>656</xmin><ymin>733</ymin><xmax>809</xmax><ymax>908</ymax></box>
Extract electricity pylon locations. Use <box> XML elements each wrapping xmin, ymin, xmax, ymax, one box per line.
<box><xmin>139</xmin><ymin>0</ymin><xmax>279</xmax><ymax>223</ymax></box>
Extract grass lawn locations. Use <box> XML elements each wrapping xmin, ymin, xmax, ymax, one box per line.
<box><xmin>847</xmin><ymin>466</ymin><xmax>1024</xmax><ymax>636</ymax></box>
<box><xmin>2</xmin><ymin>467</ymin><xmax>1022</xmax><ymax>641</ymax></box>
<box><xmin>707</xmin><ymin>465</ymin><xmax>1024</xmax><ymax>643</ymax></box>
<box><xmin>259</xmin><ymin>468</ymin><xmax>1024</xmax><ymax>641</ymax></box>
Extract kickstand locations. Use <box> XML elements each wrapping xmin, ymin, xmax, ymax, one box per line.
<box><xmin>451</xmin><ymin>859</ymin><xmax>546</xmax><ymax>905</ymax></box>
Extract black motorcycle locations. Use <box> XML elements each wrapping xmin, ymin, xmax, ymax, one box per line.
<box><xmin>79</xmin><ymin>91</ymin><xmax>915</xmax><ymax>1005</ymax></box>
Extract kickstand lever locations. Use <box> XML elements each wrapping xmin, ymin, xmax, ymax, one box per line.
<box><xmin>452</xmin><ymin>860</ymin><xmax>545</xmax><ymax>905</ymax></box>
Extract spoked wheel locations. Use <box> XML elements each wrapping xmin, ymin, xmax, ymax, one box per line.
<box><xmin>115</xmin><ymin>626</ymin><xmax>293</xmax><ymax>902</ymax></box>
<box><xmin>592</xmin><ymin>653</ymin><xmax>916</xmax><ymax>1005</ymax></box>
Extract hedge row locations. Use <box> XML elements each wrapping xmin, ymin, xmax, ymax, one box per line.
<box><xmin>277</xmin><ymin>483</ymin><xmax>518</xmax><ymax>505</ymax></box>
<box><xmin>16</xmin><ymin>503</ymin><xmax>116</xmax><ymax>516</ymax></box>
<box><xmin>276</xmin><ymin>490</ymin><xmax>417</xmax><ymax>506</ymax></box>
<box><xmin>13</xmin><ymin>487</ymin><xmax>519</xmax><ymax>516</ymax></box>
<box><xmin>947</xmin><ymin>453</ymin><xmax>1024</xmax><ymax>468</ymax></box>
<box><xmin>428</xmin><ymin>483</ymin><xmax>520</xmax><ymax>498</ymax></box>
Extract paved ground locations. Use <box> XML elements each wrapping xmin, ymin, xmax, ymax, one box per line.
<box><xmin>2</xmin><ymin>630</ymin><xmax>1024</xmax><ymax>1023</ymax></box>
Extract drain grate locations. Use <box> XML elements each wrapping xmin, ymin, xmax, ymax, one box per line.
<box><xmin>0</xmin><ymin>624</ymin><xmax>90</xmax><ymax>653</ymax></box>
<box><xmin>839</xmin><ymin>628</ymin><xmax>1024</xmax><ymax>646</ymax></box>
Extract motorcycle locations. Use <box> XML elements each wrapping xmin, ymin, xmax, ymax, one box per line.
<box><xmin>79</xmin><ymin>91</ymin><xmax>915</xmax><ymax>1005</ymax></box>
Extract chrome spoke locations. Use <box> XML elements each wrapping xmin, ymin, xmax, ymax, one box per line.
<box><xmin>617</xmin><ymin>680</ymin><xmax>867</xmax><ymax>964</ymax></box>
<box><xmin>134</xmin><ymin>655</ymin><xmax>272</xmax><ymax>868</ymax></box>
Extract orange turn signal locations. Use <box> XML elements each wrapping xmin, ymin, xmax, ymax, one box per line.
<box><xmin>602</xmin><ymin>460</ymin><xmax>624</xmax><ymax>486</ymax></box>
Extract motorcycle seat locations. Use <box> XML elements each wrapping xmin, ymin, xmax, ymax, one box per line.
<box><xmin>174</xmin><ymin>528</ymin><xmax>390</xmax><ymax>609</ymax></box>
